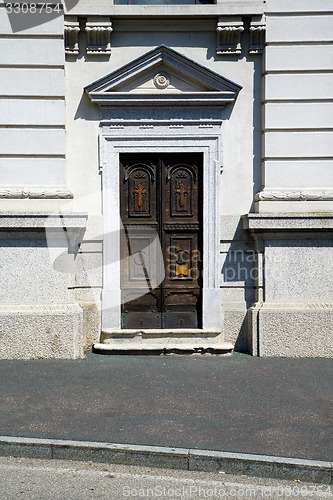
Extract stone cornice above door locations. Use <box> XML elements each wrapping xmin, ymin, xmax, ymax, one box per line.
<box><xmin>85</xmin><ymin>45</ymin><xmax>242</xmax><ymax>107</ymax></box>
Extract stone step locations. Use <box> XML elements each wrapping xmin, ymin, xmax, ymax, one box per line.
<box><xmin>92</xmin><ymin>341</ymin><xmax>234</xmax><ymax>354</ymax></box>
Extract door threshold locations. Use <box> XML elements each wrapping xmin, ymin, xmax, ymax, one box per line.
<box><xmin>95</xmin><ymin>330</ymin><xmax>233</xmax><ymax>354</ymax></box>
<box><xmin>93</xmin><ymin>341</ymin><xmax>234</xmax><ymax>355</ymax></box>
<box><xmin>101</xmin><ymin>329</ymin><xmax>225</xmax><ymax>344</ymax></box>
<box><xmin>102</xmin><ymin>328</ymin><xmax>222</xmax><ymax>337</ymax></box>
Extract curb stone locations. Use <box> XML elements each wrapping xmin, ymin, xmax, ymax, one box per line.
<box><xmin>0</xmin><ymin>436</ymin><xmax>332</xmax><ymax>484</ymax></box>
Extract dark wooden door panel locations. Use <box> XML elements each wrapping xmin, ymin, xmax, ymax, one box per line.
<box><xmin>165</xmin><ymin>234</ymin><xmax>200</xmax><ymax>284</ymax></box>
<box><xmin>121</xmin><ymin>157</ymin><xmax>157</xmax><ymax>225</ymax></box>
<box><xmin>164</xmin><ymin>159</ymin><xmax>199</xmax><ymax>223</ymax></box>
<box><xmin>120</xmin><ymin>153</ymin><xmax>202</xmax><ymax>329</ymax></box>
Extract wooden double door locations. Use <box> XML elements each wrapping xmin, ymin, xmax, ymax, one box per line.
<box><xmin>120</xmin><ymin>153</ymin><xmax>202</xmax><ymax>329</ymax></box>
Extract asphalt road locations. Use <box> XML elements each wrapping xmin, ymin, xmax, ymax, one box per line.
<box><xmin>0</xmin><ymin>456</ymin><xmax>331</xmax><ymax>500</ymax></box>
<box><xmin>0</xmin><ymin>353</ymin><xmax>332</xmax><ymax>461</ymax></box>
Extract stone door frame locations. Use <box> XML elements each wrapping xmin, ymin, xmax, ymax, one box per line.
<box><xmin>100</xmin><ymin>131</ymin><xmax>223</xmax><ymax>334</ymax></box>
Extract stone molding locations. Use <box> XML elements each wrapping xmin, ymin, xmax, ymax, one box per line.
<box><xmin>216</xmin><ymin>17</ymin><xmax>244</xmax><ymax>55</ymax></box>
<box><xmin>100</xmin><ymin>134</ymin><xmax>222</xmax><ymax>333</ymax></box>
<box><xmin>255</xmin><ymin>190</ymin><xmax>333</xmax><ymax>202</ymax></box>
<box><xmin>255</xmin><ymin>302</ymin><xmax>333</xmax><ymax>310</ymax></box>
<box><xmin>64</xmin><ymin>19</ymin><xmax>80</xmax><ymax>55</ymax></box>
<box><xmin>0</xmin><ymin>212</ymin><xmax>87</xmax><ymax>230</ymax></box>
<box><xmin>0</xmin><ymin>188</ymin><xmax>73</xmax><ymax>199</ymax></box>
<box><xmin>0</xmin><ymin>303</ymin><xmax>84</xmax><ymax>314</ymax></box>
<box><xmin>85</xmin><ymin>19</ymin><xmax>112</xmax><ymax>55</ymax></box>
<box><xmin>243</xmin><ymin>213</ymin><xmax>333</xmax><ymax>232</ymax></box>
<box><xmin>101</xmin><ymin>106</ymin><xmax>225</xmax><ymax>132</ymax></box>
<box><xmin>64</xmin><ymin>3</ymin><xmax>265</xmax><ymax>17</ymax></box>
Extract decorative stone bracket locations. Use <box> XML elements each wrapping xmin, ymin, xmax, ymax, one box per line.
<box><xmin>86</xmin><ymin>18</ymin><xmax>113</xmax><ymax>55</ymax></box>
<box><xmin>216</xmin><ymin>16</ymin><xmax>244</xmax><ymax>55</ymax></box>
<box><xmin>249</xmin><ymin>17</ymin><xmax>265</xmax><ymax>54</ymax></box>
<box><xmin>64</xmin><ymin>19</ymin><xmax>80</xmax><ymax>55</ymax></box>
<box><xmin>65</xmin><ymin>16</ymin><xmax>113</xmax><ymax>56</ymax></box>
<box><xmin>216</xmin><ymin>15</ymin><xmax>265</xmax><ymax>56</ymax></box>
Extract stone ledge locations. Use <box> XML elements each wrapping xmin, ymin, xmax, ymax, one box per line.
<box><xmin>255</xmin><ymin>302</ymin><xmax>333</xmax><ymax>310</ymax></box>
<box><xmin>0</xmin><ymin>212</ymin><xmax>88</xmax><ymax>230</ymax></box>
<box><xmin>93</xmin><ymin>341</ymin><xmax>233</xmax><ymax>355</ymax></box>
<box><xmin>0</xmin><ymin>188</ymin><xmax>73</xmax><ymax>200</ymax></box>
<box><xmin>243</xmin><ymin>213</ymin><xmax>333</xmax><ymax>231</ymax></box>
<box><xmin>255</xmin><ymin>190</ymin><xmax>333</xmax><ymax>202</ymax></box>
<box><xmin>64</xmin><ymin>3</ymin><xmax>265</xmax><ymax>18</ymax></box>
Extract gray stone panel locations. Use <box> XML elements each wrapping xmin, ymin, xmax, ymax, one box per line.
<box><xmin>258</xmin><ymin>306</ymin><xmax>333</xmax><ymax>358</ymax></box>
<box><xmin>221</xmin><ymin>250</ymin><xmax>257</xmax><ymax>287</ymax></box>
<box><xmin>0</xmin><ymin>304</ymin><xmax>83</xmax><ymax>360</ymax></box>
<box><xmin>265</xmin><ymin>241</ymin><xmax>333</xmax><ymax>303</ymax></box>
<box><xmin>75</xmin><ymin>253</ymin><xmax>103</xmax><ymax>288</ymax></box>
<box><xmin>80</xmin><ymin>300</ymin><xmax>102</xmax><ymax>349</ymax></box>
<box><xmin>223</xmin><ymin>309</ymin><xmax>248</xmax><ymax>352</ymax></box>
<box><xmin>0</xmin><ymin>233</ymin><xmax>69</xmax><ymax>304</ymax></box>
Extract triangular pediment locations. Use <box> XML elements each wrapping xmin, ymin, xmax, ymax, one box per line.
<box><xmin>113</xmin><ymin>64</ymin><xmax>208</xmax><ymax>93</ymax></box>
<box><xmin>85</xmin><ymin>45</ymin><xmax>241</xmax><ymax>106</ymax></box>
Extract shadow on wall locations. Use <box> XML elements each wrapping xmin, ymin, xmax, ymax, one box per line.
<box><xmin>221</xmin><ymin>227</ymin><xmax>256</xmax><ymax>309</ymax></box>
<box><xmin>221</xmin><ymin>217</ymin><xmax>255</xmax><ymax>354</ymax></box>
<box><xmin>74</xmin><ymin>91</ymin><xmax>101</xmax><ymax>121</ymax></box>
<box><xmin>251</xmin><ymin>45</ymin><xmax>263</xmax><ymax>211</ymax></box>
<box><xmin>234</xmin><ymin>312</ymin><xmax>249</xmax><ymax>353</ymax></box>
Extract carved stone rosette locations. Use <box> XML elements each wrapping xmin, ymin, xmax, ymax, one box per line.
<box><xmin>153</xmin><ymin>72</ymin><xmax>170</xmax><ymax>89</ymax></box>
<box><xmin>85</xmin><ymin>19</ymin><xmax>113</xmax><ymax>55</ymax></box>
<box><xmin>64</xmin><ymin>19</ymin><xmax>80</xmax><ymax>55</ymax></box>
<box><xmin>216</xmin><ymin>17</ymin><xmax>244</xmax><ymax>55</ymax></box>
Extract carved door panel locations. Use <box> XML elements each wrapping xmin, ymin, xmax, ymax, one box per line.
<box><xmin>120</xmin><ymin>153</ymin><xmax>202</xmax><ymax>329</ymax></box>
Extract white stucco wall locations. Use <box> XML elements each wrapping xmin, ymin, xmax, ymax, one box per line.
<box><xmin>0</xmin><ymin>5</ymin><xmax>68</xmax><ymax>203</ymax></box>
<box><xmin>259</xmin><ymin>0</ymin><xmax>333</xmax><ymax>212</ymax></box>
